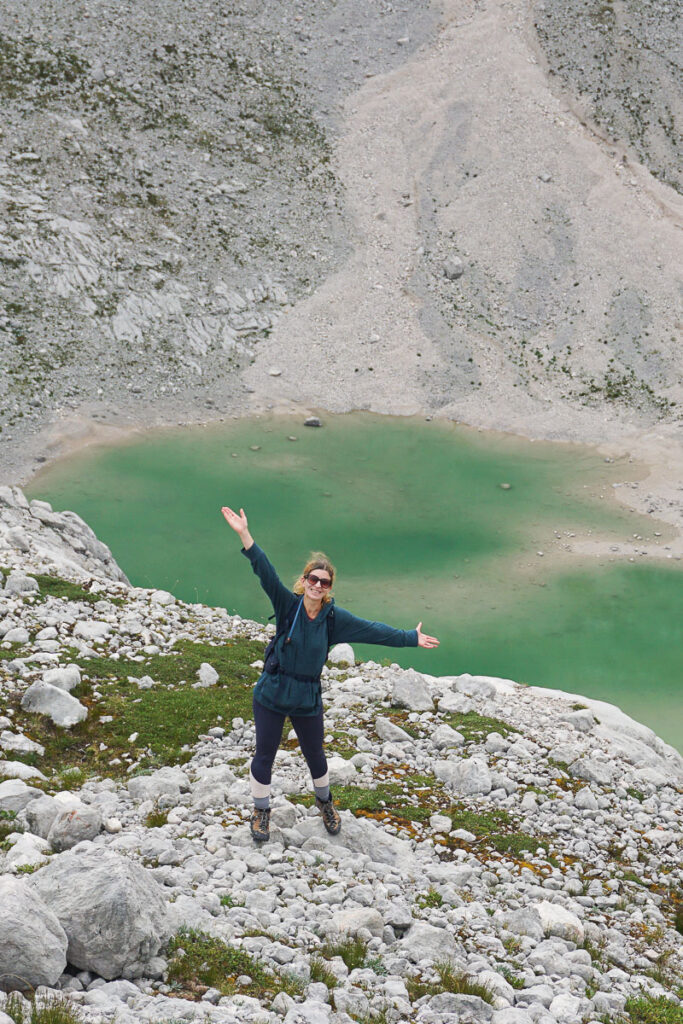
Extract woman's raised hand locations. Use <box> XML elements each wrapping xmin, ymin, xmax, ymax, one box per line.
<box><xmin>221</xmin><ymin>506</ymin><xmax>248</xmax><ymax>533</ymax></box>
<box><xmin>416</xmin><ymin>622</ymin><xmax>440</xmax><ymax>649</ymax></box>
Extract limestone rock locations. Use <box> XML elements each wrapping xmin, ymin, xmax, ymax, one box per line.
<box><xmin>0</xmin><ymin>779</ymin><xmax>43</xmax><ymax>813</ymax></box>
<box><xmin>435</xmin><ymin>755</ymin><xmax>492</xmax><ymax>795</ymax></box>
<box><xmin>31</xmin><ymin>845</ymin><xmax>173</xmax><ymax>979</ymax></box>
<box><xmin>328</xmin><ymin>643</ymin><xmax>354</xmax><ymax>666</ymax></box>
<box><xmin>535</xmin><ymin>900</ymin><xmax>584</xmax><ymax>943</ymax></box>
<box><xmin>375</xmin><ymin>716</ymin><xmax>413</xmax><ymax>743</ymax></box>
<box><xmin>0</xmin><ymin>877</ymin><xmax>68</xmax><ymax>992</ymax></box>
<box><xmin>47</xmin><ymin>805</ymin><xmax>103</xmax><ymax>851</ymax></box>
<box><xmin>432</xmin><ymin>723</ymin><xmax>465</xmax><ymax>749</ymax></box>
<box><xmin>400</xmin><ymin>921</ymin><xmax>457</xmax><ymax>962</ymax></box>
<box><xmin>390</xmin><ymin>667</ymin><xmax>434</xmax><ymax>711</ymax></box>
<box><xmin>42</xmin><ymin>665</ymin><xmax>81</xmax><ymax>692</ymax></box>
<box><xmin>195</xmin><ymin>662</ymin><xmax>219</xmax><ymax>687</ymax></box>
<box><xmin>21</xmin><ymin>681</ymin><xmax>88</xmax><ymax>728</ymax></box>
<box><xmin>3</xmin><ymin>573</ymin><xmax>39</xmax><ymax>596</ymax></box>
<box><xmin>24</xmin><ymin>794</ymin><xmax>61</xmax><ymax>839</ymax></box>
<box><xmin>332</xmin><ymin>907</ymin><xmax>384</xmax><ymax>938</ymax></box>
<box><xmin>191</xmin><ymin>764</ymin><xmax>237</xmax><ymax>809</ymax></box>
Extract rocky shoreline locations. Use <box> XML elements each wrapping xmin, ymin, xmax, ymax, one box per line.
<box><xmin>0</xmin><ymin>489</ymin><xmax>681</xmax><ymax>1024</ymax></box>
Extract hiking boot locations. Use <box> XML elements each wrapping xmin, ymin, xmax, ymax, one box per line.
<box><xmin>250</xmin><ymin>807</ymin><xmax>271</xmax><ymax>843</ymax></box>
<box><xmin>315</xmin><ymin>793</ymin><xmax>341</xmax><ymax>836</ymax></box>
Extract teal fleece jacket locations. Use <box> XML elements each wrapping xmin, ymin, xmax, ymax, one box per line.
<box><xmin>243</xmin><ymin>543</ymin><xmax>418</xmax><ymax>715</ymax></box>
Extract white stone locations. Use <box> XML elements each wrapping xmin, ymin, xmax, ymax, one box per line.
<box><xmin>3</xmin><ymin>627</ymin><xmax>30</xmax><ymax>644</ymax></box>
<box><xmin>4</xmin><ymin>573</ymin><xmax>39</xmax><ymax>596</ymax></box>
<box><xmin>42</xmin><ymin>665</ymin><xmax>81</xmax><ymax>692</ymax></box>
<box><xmin>47</xmin><ymin>805</ymin><xmax>103</xmax><ymax>851</ymax></box>
<box><xmin>375</xmin><ymin>716</ymin><xmax>413</xmax><ymax>743</ymax></box>
<box><xmin>31</xmin><ymin>844</ymin><xmax>173</xmax><ymax>979</ymax></box>
<box><xmin>196</xmin><ymin>662</ymin><xmax>219</xmax><ymax>687</ymax></box>
<box><xmin>400</xmin><ymin>921</ymin><xmax>457</xmax><ymax>962</ymax></box>
<box><xmin>5</xmin><ymin>831</ymin><xmax>51</xmax><ymax>869</ymax></box>
<box><xmin>432</xmin><ymin>723</ymin><xmax>465</xmax><ymax>749</ymax></box>
<box><xmin>21</xmin><ymin>681</ymin><xmax>88</xmax><ymax>728</ymax></box>
<box><xmin>435</xmin><ymin>755</ymin><xmax>492</xmax><ymax>795</ymax></box>
<box><xmin>548</xmin><ymin>992</ymin><xmax>583</xmax><ymax>1023</ymax></box>
<box><xmin>327</xmin><ymin>755</ymin><xmax>359</xmax><ymax>785</ymax></box>
<box><xmin>0</xmin><ymin>731</ymin><xmax>45</xmax><ymax>756</ymax></box>
<box><xmin>0</xmin><ymin>779</ymin><xmax>43</xmax><ymax>813</ymax></box>
<box><xmin>535</xmin><ymin>900</ymin><xmax>584</xmax><ymax>943</ymax></box>
<box><xmin>390</xmin><ymin>668</ymin><xmax>434</xmax><ymax>711</ymax></box>
<box><xmin>332</xmin><ymin>908</ymin><xmax>384</xmax><ymax>938</ymax></box>
<box><xmin>0</xmin><ymin>760</ymin><xmax>47</xmax><ymax>782</ymax></box>
<box><xmin>73</xmin><ymin>620</ymin><xmax>111</xmax><ymax>641</ymax></box>
<box><xmin>150</xmin><ymin>589</ymin><xmax>175</xmax><ymax>605</ymax></box>
<box><xmin>430</xmin><ymin>813</ymin><xmax>453</xmax><ymax>833</ymax></box>
<box><xmin>328</xmin><ymin>643</ymin><xmax>354</xmax><ymax>666</ymax></box>
<box><xmin>0</xmin><ymin>877</ymin><xmax>68</xmax><ymax>991</ymax></box>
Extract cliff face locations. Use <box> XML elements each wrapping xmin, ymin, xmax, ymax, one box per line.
<box><xmin>1</xmin><ymin>496</ymin><xmax>681</xmax><ymax>1021</ymax></box>
<box><xmin>1</xmin><ymin>0</ymin><xmax>682</xmax><ymax>491</ymax></box>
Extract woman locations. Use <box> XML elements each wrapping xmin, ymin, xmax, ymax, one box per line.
<box><xmin>221</xmin><ymin>506</ymin><xmax>439</xmax><ymax>843</ymax></box>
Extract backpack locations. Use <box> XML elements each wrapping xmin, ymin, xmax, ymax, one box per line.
<box><xmin>263</xmin><ymin>597</ymin><xmax>335</xmax><ymax>675</ymax></box>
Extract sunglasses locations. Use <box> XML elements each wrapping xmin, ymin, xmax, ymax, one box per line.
<box><xmin>306</xmin><ymin>573</ymin><xmax>332</xmax><ymax>589</ymax></box>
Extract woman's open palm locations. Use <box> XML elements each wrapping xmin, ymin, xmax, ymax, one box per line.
<box><xmin>416</xmin><ymin>622</ymin><xmax>440</xmax><ymax>649</ymax></box>
<box><xmin>221</xmin><ymin>506</ymin><xmax>248</xmax><ymax>534</ymax></box>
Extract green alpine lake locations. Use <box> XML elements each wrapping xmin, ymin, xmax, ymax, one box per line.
<box><xmin>27</xmin><ymin>413</ymin><xmax>683</xmax><ymax>752</ymax></box>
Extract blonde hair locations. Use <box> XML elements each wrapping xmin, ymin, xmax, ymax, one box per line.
<box><xmin>293</xmin><ymin>552</ymin><xmax>336</xmax><ymax>605</ymax></box>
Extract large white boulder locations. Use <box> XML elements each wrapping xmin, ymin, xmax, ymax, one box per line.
<box><xmin>190</xmin><ymin>764</ymin><xmax>236</xmax><ymax>809</ymax></box>
<box><xmin>327</xmin><ymin>643</ymin><xmax>355</xmax><ymax>666</ymax></box>
<box><xmin>390</xmin><ymin>668</ymin><xmax>434</xmax><ymax>711</ymax></box>
<box><xmin>432</xmin><ymin>723</ymin><xmax>465</xmax><ymax>749</ymax></box>
<box><xmin>31</xmin><ymin>845</ymin><xmax>174</xmax><ymax>979</ymax></box>
<box><xmin>0</xmin><ymin>761</ymin><xmax>47</xmax><ymax>782</ymax></box>
<box><xmin>24</xmin><ymin>794</ymin><xmax>61</xmax><ymax>838</ymax></box>
<box><xmin>3</xmin><ymin>573</ymin><xmax>39</xmax><ymax>597</ymax></box>
<box><xmin>21</xmin><ymin>681</ymin><xmax>88</xmax><ymax>728</ymax></box>
<box><xmin>327</xmin><ymin>755</ymin><xmax>359</xmax><ymax>786</ymax></box>
<box><xmin>400</xmin><ymin>921</ymin><xmax>458</xmax><ymax>963</ymax></box>
<box><xmin>4</xmin><ymin>832</ymin><xmax>51</xmax><ymax>869</ymax></box>
<box><xmin>73</xmin><ymin>620</ymin><xmax>111</xmax><ymax>642</ymax></box>
<box><xmin>535</xmin><ymin>900</ymin><xmax>584</xmax><ymax>943</ymax></box>
<box><xmin>43</xmin><ymin>665</ymin><xmax>81</xmax><ymax>692</ymax></box>
<box><xmin>0</xmin><ymin>779</ymin><xmax>43</xmax><ymax>813</ymax></box>
<box><xmin>128</xmin><ymin>766</ymin><xmax>189</xmax><ymax>804</ymax></box>
<box><xmin>435</xmin><ymin>756</ymin><xmax>492</xmax><ymax>796</ymax></box>
<box><xmin>0</xmin><ymin>877</ymin><xmax>68</xmax><ymax>991</ymax></box>
<box><xmin>332</xmin><ymin>908</ymin><xmax>384</xmax><ymax>938</ymax></box>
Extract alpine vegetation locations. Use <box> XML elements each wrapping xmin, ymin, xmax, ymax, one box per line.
<box><xmin>1</xmin><ymin>489</ymin><xmax>682</xmax><ymax>1024</ymax></box>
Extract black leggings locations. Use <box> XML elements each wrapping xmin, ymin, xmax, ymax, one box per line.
<box><xmin>251</xmin><ymin>696</ymin><xmax>327</xmax><ymax>785</ymax></box>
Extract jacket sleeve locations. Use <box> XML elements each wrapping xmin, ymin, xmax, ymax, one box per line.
<box><xmin>242</xmin><ymin>544</ymin><xmax>295</xmax><ymax>620</ymax></box>
<box><xmin>331</xmin><ymin>606</ymin><xmax>418</xmax><ymax>648</ymax></box>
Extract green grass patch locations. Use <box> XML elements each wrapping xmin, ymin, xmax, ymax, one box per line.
<box><xmin>327</xmin><ymin>729</ymin><xmax>357</xmax><ymax>760</ymax></box>
<box><xmin>498</xmin><ymin>965</ymin><xmax>525</xmax><ymax>989</ymax></box>
<box><xmin>406</xmin><ymin>961</ymin><xmax>494</xmax><ymax>1003</ymax></box>
<box><xmin>165</xmin><ymin>928</ymin><xmax>303</xmax><ymax>1000</ymax></box>
<box><xmin>0</xmin><ymin>809</ymin><xmax>22</xmax><ymax>850</ymax></box>
<box><xmin>8</xmin><ymin>638</ymin><xmax>263</xmax><ymax>780</ymax></box>
<box><xmin>615</xmin><ymin>994</ymin><xmax>683</xmax><ymax>1024</ymax></box>
<box><xmin>144</xmin><ymin>805</ymin><xmax>169</xmax><ymax>828</ymax></box>
<box><xmin>309</xmin><ymin>956</ymin><xmax>339</xmax><ymax>989</ymax></box>
<box><xmin>416</xmin><ymin>887</ymin><xmax>444</xmax><ymax>909</ymax></box>
<box><xmin>3</xmin><ymin>993</ymin><xmax>84</xmax><ymax>1024</ymax></box>
<box><xmin>33</xmin><ymin>574</ymin><xmax>102</xmax><ymax>605</ymax></box>
<box><xmin>319</xmin><ymin>936</ymin><xmax>371</xmax><ymax>972</ymax></box>
<box><xmin>442</xmin><ymin>711</ymin><xmax>519</xmax><ymax>742</ymax></box>
<box><xmin>627</xmin><ymin>787</ymin><xmax>646</xmax><ymax>803</ymax></box>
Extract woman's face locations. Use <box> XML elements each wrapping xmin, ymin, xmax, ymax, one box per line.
<box><xmin>302</xmin><ymin>569</ymin><xmax>332</xmax><ymax>603</ymax></box>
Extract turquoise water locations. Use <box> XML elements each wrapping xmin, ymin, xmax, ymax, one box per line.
<box><xmin>27</xmin><ymin>414</ymin><xmax>682</xmax><ymax>751</ymax></box>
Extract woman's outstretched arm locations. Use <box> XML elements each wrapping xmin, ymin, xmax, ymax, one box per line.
<box><xmin>221</xmin><ymin>506</ymin><xmax>294</xmax><ymax>618</ymax></box>
<box><xmin>331</xmin><ymin>607</ymin><xmax>439</xmax><ymax>649</ymax></box>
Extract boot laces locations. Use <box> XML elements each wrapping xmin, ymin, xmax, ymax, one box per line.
<box><xmin>321</xmin><ymin>800</ymin><xmax>338</xmax><ymax>826</ymax></box>
<box><xmin>254</xmin><ymin>808</ymin><xmax>270</xmax><ymax>831</ymax></box>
